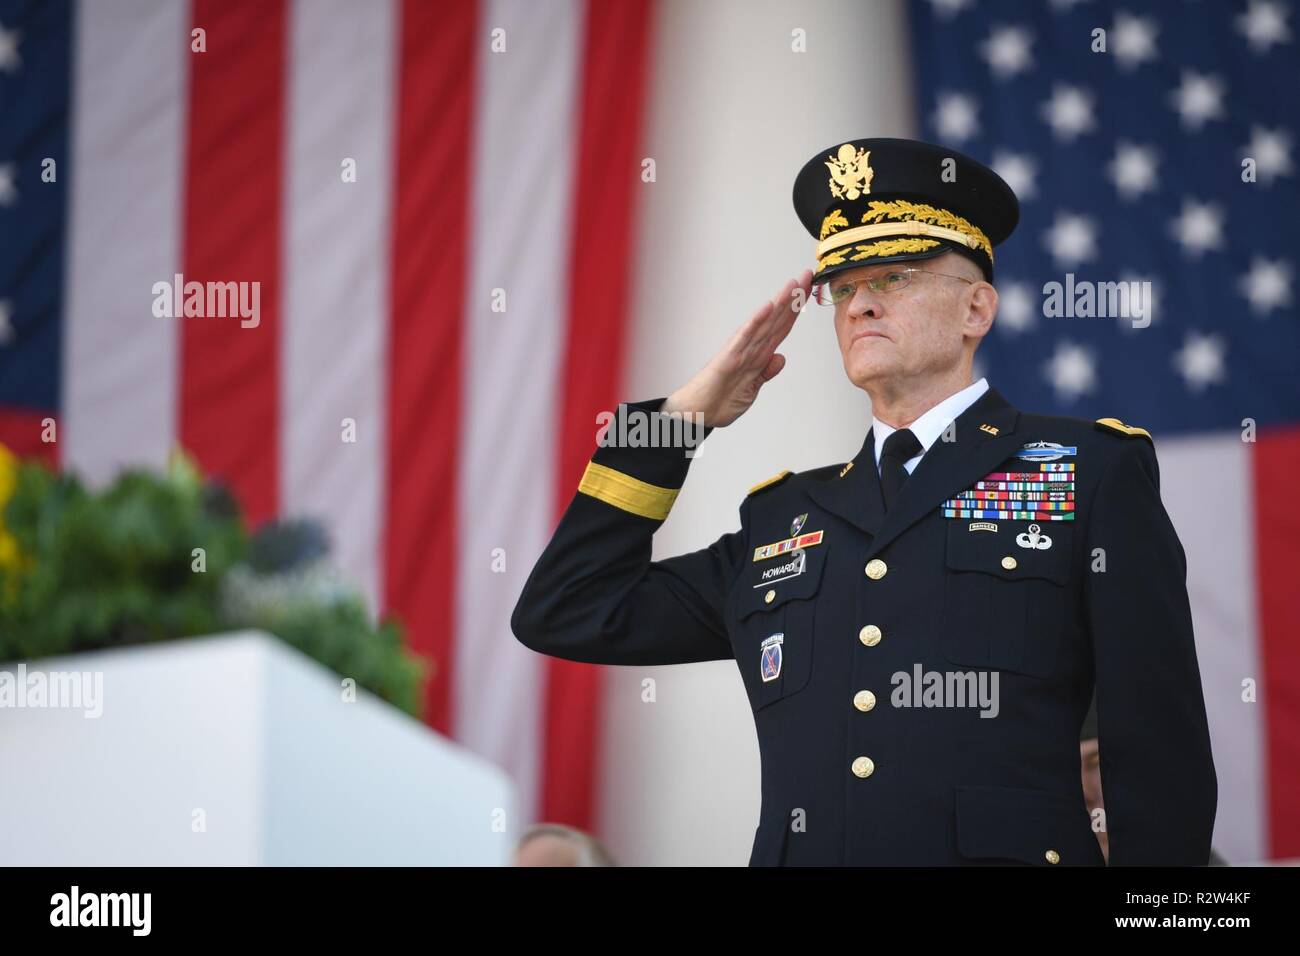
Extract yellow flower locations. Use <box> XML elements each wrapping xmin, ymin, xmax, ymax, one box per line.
<box><xmin>0</xmin><ymin>443</ymin><xmax>22</xmax><ymax>580</ymax></box>
<box><xmin>0</xmin><ymin>443</ymin><xmax>15</xmax><ymax>505</ymax></box>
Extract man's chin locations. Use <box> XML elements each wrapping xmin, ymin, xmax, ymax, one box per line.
<box><xmin>844</xmin><ymin>358</ymin><xmax>897</xmax><ymax>391</ymax></box>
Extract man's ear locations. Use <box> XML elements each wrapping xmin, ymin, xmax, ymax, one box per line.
<box><xmin>964</xmin><ymin>282</ymin><xmax>997</xmax><ymax>340</ymax></box>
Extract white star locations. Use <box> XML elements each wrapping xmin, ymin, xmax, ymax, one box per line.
<box><xmin>982</xmin><ymin>25</ymin><xmax>1035</xmax><ymax>79</ymax></box>
<box><xmin>0</xmin><ymin>162</ymin><xmax>17</xmax><ymax>207</ymax></box>
<box><xmin>1170</xmin><ymin>71</ymin><xmax>1226</xmax><ymax>130</ymax></box>
<box><xmin>1045</xmin><ymin>341</ymin><xmax>1097</xmax><ymax>402</ymax></box>
<box><xmin>1238</xmin><ymin>257</ymin><xmax>1293</xmax><ymax>315</ymax></box>
<box><xmin>0</xmin><ymin>300</ymin><xmax>13</xmax><ymax>346</ymax></box>
<box><xmin>1111</xmin><ymin>11</ymin><xmax>1159</xmax><ymax>70</ymax></box>
<box><xmin>1242</xmin><ymin>126</ymin><xmax>1293</xmax><ymax>184</ymax></box>
<box><xmin>1041</xmin><ymin>84</ymin><xmax>1096</xmax><ymax>140</ymax></box>
<box><xmin>995</xmin><ymin>281</ymin><xmax>1037</xmax><ymax>333</ymax></box>
<box><xmin>992</xmin><ymin>150</ymin><xmax>1038</xmax><ymax>200</ymax></box>
<box><xmin>933</xmin><ymin>91</ymin><xmax>980</xmax><ymax>143</ymax></box>
<box><xmin>1237</xmin><ymin>0</ymin><xmax>1292</xmax><ymax>53</ymax></box>
<box><xmin>927</xmin><ymin>0</ymin><xmax>973</xmax><ymax>19</ymax></box>
<box><xmin>1172</xmin><ymin>332</ymin><xmax>1228</xmax><ymax>391</ymax></box>
<box><xmin>1043</xmin><ymin>211</ymin><xmax>1098</xmax><ymax>267</ymax></box>
<box><xmin>0</xmin><ymin>23</ymin><xmax>21</xmax><ymax>74</ymax></box>
<box><xmin>1108</xmin><ymin>142</ymin><xmax>1159</xmax><ymax>200</ymax></box>
<box><xmin>1169</xmin><ymin>199</ymin><xmax>1225</xmax><ymax>257</ymax></box>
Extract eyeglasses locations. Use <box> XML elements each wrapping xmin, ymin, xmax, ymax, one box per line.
<box><xmin>814</xmin><ymin>267</ymin><xmax>976</xmax><ymax>306</ymax></box>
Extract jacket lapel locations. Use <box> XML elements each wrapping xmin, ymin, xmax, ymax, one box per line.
<box><xmin>865</xmin><ymin>386</ymin><xmax>1023</xmax><ymax>559</ymax></box>
<box><xmin>805</xmin><ymin>387</ymin><xmax>1025</xmax><ymax>550</ymax></box>
<box><xmin>805</xmin><ymin>427</ymin><xmax>886</xmax><ymax>537</ymax></box>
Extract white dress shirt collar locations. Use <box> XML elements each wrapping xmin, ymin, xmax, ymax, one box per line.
<box><xmin>872</xmin><ymin>378</ymin><xmax>990</xmax><ymax>473</ymax></box>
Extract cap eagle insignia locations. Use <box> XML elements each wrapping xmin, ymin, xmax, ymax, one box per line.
<box><xmin>825</xmin><ymin>144</ymin><xmax>874</xmax><ymax>201</ymax></box>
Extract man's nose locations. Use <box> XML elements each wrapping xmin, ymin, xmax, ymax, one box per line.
<box><xmin>846</xmin><ymin>285</ymin><xmax>882</xmax><ymax>318</ymax></box>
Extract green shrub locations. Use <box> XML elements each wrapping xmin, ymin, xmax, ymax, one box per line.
<box><xmin>0</xmin><ymin>448</ymin><xmax>425</xmax><ymax>717</ymax></box>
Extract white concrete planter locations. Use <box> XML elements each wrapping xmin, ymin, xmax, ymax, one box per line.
<box><xmin>0</xmin><ymin>631</ymin><xmax>515</xmax><ymax>865</ymax></box>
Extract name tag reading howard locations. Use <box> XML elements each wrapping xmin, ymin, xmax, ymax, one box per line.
<box><xmin>753</xmin><ymin>530</ymin><xmax>824</xmax><ymax>562</ymax></box>
<box><xmin>753</xmin><ymin>549</ymin><xmax>808</xmax><ymax>587</ymax></box>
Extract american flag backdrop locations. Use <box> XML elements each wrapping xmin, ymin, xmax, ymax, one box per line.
<box><xmin>0</xmin><ymin>0</ymin><xmax>651</xmax><ymax>830</ymax></box>
<box><xmin>911</xmin><ymin>0</ymin><xmax>1299</xmax><ymax>861</ymax></box>
<box><xmin>1</xmin><ymin>0</ymin><xmax>1297</xmax><ymax>864</ymax></box>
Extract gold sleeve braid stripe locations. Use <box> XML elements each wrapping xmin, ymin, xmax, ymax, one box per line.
<box><xmin>578</xmin><ymin>461</ymin><xmax>680</xmax><ymax>520</ymax></box>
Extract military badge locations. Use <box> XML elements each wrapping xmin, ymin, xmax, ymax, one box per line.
<box><xmin>1015</xmin><ymin>523</ymin><xmax>1053</xmax><ymax>550</ymax></box>
<box><xmin>790</xmin><ymin>513</ymin><xmax>808</xmax><ymax>536</ymax></box>
<box><xmin>940</xmin><ymin>462</ymin><xmax>1078</xmax><ymax>521</ymax></box>
<box><xmin>760</xmin><ymin>633</ymin><xmax>784</xmax><ymax>683</ymax></box>
<box><xmin>825</xmin><ymin>143</ymin><xmax>873</xmax><ymax>200</ymax></box>
<box><xmin>753</xmin><ymin>530</ymin><xmax>824</xmax><ymax>561</ymax></box>
<box><xmin>1016</xmin><ymin>441</ymin><xmax>1077</xmax><ymax>462</ymax></box>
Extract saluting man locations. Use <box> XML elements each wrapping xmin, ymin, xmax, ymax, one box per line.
<box><xmin>512</xmin><ymin>138</ymin><xmax>1217</xmax><ymax>866</ymax></box>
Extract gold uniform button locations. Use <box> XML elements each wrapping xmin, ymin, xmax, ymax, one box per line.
<box><xmin>851</xmin><ymin>756</ymin><xmax>875</xmax><ymax>778</ymax></box>
<box><xmin>853</xmin><ymin>690</ymin><xmax>876</xmax><ymax>712</ymax></box>
<box><xmin>764</xmin><ymin>589</ymin><xmax>776</xmax><ymax>604</ymax></box>
<box><xmin>1001</xmin><ymin>556</ymin><xmax>1018</xmax><ymax>571</ymax></box>
<box><xmin>858</xmin><ymin>624</ymin><xmax>882</xmax><ymax>647</ymax></box>
<box><xmin>864</xmin><ymin>559</ymin><xmax>888</xmax><ymax>580</ymax></box>
<box><xmin>1045</xmin><ymin>849</ymin><xmax>1060</xmax><ymax>864</ymax></box>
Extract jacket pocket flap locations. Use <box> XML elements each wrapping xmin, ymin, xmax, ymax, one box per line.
<box><xmin>945</xmin><ymin>520</ymin><xmax>1071</xmax><ymax>585</ymax></box>
<box><xmin>738</xmin><ymin>545</ymin><xmax>827</xmax><ymax>619</ymax></box>
<box><xmin>955</xmin><ymin>785</ymin><xmax>1100</xmax><ymax>865</ymax></box>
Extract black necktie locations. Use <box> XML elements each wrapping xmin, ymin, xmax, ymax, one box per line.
<box><xmin>879</xmin><ymin>428</ymin><xmax>922</xmax><ymax>511</ymax></box>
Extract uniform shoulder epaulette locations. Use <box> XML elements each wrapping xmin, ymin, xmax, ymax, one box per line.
<box><xmin>747</xmin><ymin>469</ymin><xmax>793</xmax><ymax>496</ymax></box>
<box><xmin>1095</xmin><ymin>417</ymin><xmax>1153</xmax><ymax>441</ymax></box>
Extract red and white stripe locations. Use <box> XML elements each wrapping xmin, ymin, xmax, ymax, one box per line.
<box><xmin>179</xmin><ymin>0</ymin><xmax>287</xmax><ymax>527</ymax></box>
<box><xmin>1161</xmin><ymin>432</ymin><xmax>1300</xmax><ymax>861</ymax></box>
<box><xmin>283</xmin><ymin>0</ymin><xmax>395</xmax><ymax>612</ymax></box>
<box><xmin>452</xmin><ymin>0</ymin><xmax>582</xmax><ymax>818</ymax></box>
<box><xmin>381</xmin><ymin>0</ymin><xmax>475</xmax><ymax>753</ymax></box>
<box><xmin>64</xmin><ymin>0</ymin><xmax>188</xmax><ymax>481</ymax></box>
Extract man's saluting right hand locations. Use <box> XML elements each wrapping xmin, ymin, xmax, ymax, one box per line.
<box><xmin>661</xmin><ymin>270</ymin><xmax>813</xmax><ymax>427</ymax></box>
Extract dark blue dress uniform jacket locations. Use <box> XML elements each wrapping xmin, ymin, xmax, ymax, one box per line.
<box><xmin>511</xmin><ymin>386</ymin><xmax>1217</xmax><ymax>866</ymax></box>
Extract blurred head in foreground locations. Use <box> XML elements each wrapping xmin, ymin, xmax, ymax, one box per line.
<box><xmin>513</xmin><ymin>823</ymin><xmax>616</xmax><ymax>867</ymax></box>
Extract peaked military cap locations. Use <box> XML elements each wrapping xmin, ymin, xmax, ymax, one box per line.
<box><xmin>792</xmin><ymin>137</ymin><xmax>1019</xmax><ymax>284</ymax></box>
